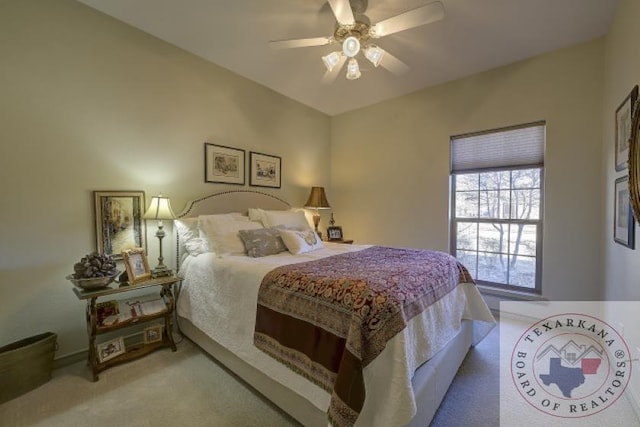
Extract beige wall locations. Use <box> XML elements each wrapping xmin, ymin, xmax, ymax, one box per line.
<box><xmin>0</xmin><ymin>0</ymin><xmax>330</xmax><ymax>357</ymax></box>
<box><xmin>602</xmin><ymin>0</ymin><xmax>640</xmax><ymax>301</ymax></box>
<box><xmin>601</xmin><ymin>0</ymin><xmax>640</xmax><ymax>407</ymax></box>
<box><xmin>331</xmin><ymin>39</ymin><xmax>605</xmax><ymax>302</ymax></box>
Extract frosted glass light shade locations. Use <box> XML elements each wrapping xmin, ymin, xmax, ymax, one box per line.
<box><xmin>322</xmin><ymin>51</ymin><xmax>342</xmax><ymax>71</ymax></box>
<box><xmin>346</xmin><ymin>58</ymin><xmax>361</xmax><ymax>80</ymax></box>
<box><xmin>364</xmin><ymin>45</ymin><xmax>385</xmax><ymax>67</ymax></box>
<box><xmin>342</xmin><ymin>36</ymin><xmax>361</xmax><ymax>57</ymax></box>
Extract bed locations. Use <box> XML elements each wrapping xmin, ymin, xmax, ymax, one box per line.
<box><xmin>174</xmin><ymin>190</ymin><xmax>495</xmax><ymax>426</ymax></box>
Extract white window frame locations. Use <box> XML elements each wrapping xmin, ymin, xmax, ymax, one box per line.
<box><xmin>450</xmin><ymin>122</ymin><xmax>545</xmax><ymax>294</ymax></box>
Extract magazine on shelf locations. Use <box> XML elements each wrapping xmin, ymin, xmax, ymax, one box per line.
<box><xmin>98</xmin><ymin>296</ymin><xmax>166</xmax><ymax>327</ymax></box>
<box><xmin>96</xmin><ymin>300</ymin><xmax>119</xmax><ymax>326</ymax></box>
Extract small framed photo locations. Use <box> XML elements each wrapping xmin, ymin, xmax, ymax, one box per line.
<box><xmin>123</xmin><ymin>248</ymin><xmax>151</xmax><ymax>284</ymax></box>
<box><xmin>327</xmin><ymin>226</ymin><xmax>344</xmax><ymax>241</ymax></box>
<box><xmin>615</xmin><ymin>85</ymin><xmax>639</xmax><ymax>171</ymax></box>
<box><xmin>249</xmin><ymin>152</ymin><xmax>281</xmax><ymax>188</ymax></box>
<box><xmin>97</xmin><ymin>337</ymin><xmax>125</xmax><ymax>363</ymax></box>
<box><xmin>205</xmin><ymin>143</ymin><xmax>246</xmax><ymax>185</ymax></box>
<box><xmin>94</xmin><ymin>191</ymin><xmax>146</xmax><ymax>260</ymax></box>
<box><xmin>614</xmin><ymin>176</ymin><xmax>635</xmax><ymax>249</ymax></box>
<box><xmin>143</xmin><ymin>325</ymin><xmax>163</xmax><ymax>344</ymax></box>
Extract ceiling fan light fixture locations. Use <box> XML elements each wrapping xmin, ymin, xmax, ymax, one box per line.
<box><xmin>346</xmin><ymin>58</ymin><xmax>361</xmax><ymax>80</ymax></box>
<box><xmin>342</xmin><ymin>36</ymin><xmax>361</xmax><ymax>57</ymax></box>
<box><xmin>322</xmin><ymin>51</ymin><xmax>342</xmax><ymax>71</ymax></box>
<box><xmin>364</xmin><ymin>45</ymin><xmax>384</xmax><ymax>67</ymax></box>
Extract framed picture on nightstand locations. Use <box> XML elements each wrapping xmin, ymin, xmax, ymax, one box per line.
<box><xmin>97</xmin><ymin>337</ymin><xmax>125</xmax><ymax>363</ymax></box>
<box><xmin>327</xmin><ymin>226</ymin><xmax>344</xmax><ymax>241</ymax></box>
<box><xmin>123</xmin><ymin>248</ymin><xmax>151</xmax><ymax>284</ymax></box>
<box><xmin>143</xmin><ymin>325</ymin><xmax>163</xmax><ymax>344</ymax></box>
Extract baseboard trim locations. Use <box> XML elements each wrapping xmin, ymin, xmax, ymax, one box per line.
<box><xmin>53</xmin><ymin>349</ymin><xmax>87</xmax><ymax>370</ymax></box>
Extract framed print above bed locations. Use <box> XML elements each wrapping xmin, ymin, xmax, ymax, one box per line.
<box><xmin>615</xmin><ymin>85</ymin><xmax>638</xmax><ymax>171</ymax></box>
<box><xmin>94</xmin><ymin>191</ymin><xmax>146</xmax><ymax>260</ymax></box>
<box><xmin>205</xmin><ymin>143</ymin><xmax>246</xmax><ymax>185</ymax></box>
<box><xmin>249</xmin><ymin>151</ymin><xmax>281</xmax><ymax>188</ymax></box>
<box><xmin>614</xmin><ymin>176</ymin><xmax>635</xmax><ymax>249</ymax></box>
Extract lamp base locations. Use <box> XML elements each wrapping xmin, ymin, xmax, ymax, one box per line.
<box><xmin>151</xmin><ymin>266</ymin><xmax>173</xmax><ymax>278</ymax></box>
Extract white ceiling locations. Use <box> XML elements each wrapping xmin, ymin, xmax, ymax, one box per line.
<box><xmin>77</xmin><ymin>0</ymin><xmax>618</xmax><ymax>116</ymax></box>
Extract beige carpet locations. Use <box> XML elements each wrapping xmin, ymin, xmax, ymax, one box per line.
<box><xmin>2</xmin><ymin>316</ymin><xmax>637</xmax><ymax>426</ymax></box>
<box><xmin>0</xmin><ymin>338</ymin><xmax>298</xmax><ymax>427</ymax></box>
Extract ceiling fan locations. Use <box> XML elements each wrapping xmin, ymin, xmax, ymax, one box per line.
<box><xmin>269</xmin><ymin>0</ymin><xmax>445</xmax><ymax>83</ymax></box>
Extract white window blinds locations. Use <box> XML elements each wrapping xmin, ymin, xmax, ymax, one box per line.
<box><xmin>451</xmin><ymin>122</ymin><xmax>545</xmax><ymax>173</ymax></box>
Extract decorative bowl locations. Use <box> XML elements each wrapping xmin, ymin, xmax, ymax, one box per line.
<box><xmin>66</xmin><ymin>271</ymin><xmax>120</xmax><ymax>290</ymax></box>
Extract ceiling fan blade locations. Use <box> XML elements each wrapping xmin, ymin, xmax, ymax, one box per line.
<box><xmin>322</xmin><ymin>56</ymin><xmax>347</xmax><ymax>84</ymax></box>
<box><xmin>378</xmin><ymin>49</ymin><xmax>409</xmax><ymax>76</ymax></box>
<box><xmin>269</xmin><ymin>37</ymin><xmax>332</xmax><ymax>49</ymax></box>
<box><xmin>372</xmin><ymin>1</ymin><xmax>444</xmax><ymax>38</ymax></box>
<box><xmin>328</xmin><ymin>0</ymin><xmax>355</xmax><ymax>26</ymax></box>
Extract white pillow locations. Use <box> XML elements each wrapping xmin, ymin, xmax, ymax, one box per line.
<box><xmin>261</xmin><ymin>209</ymin><xmax>311</xmax><ymax>230</ymax></box>
<box><xmin>279</xmin><ymin>228</ymin><xmax>324</xmax><ymax>255</ymax></box>
<box><xmin>248</xmin><ymin>208</ymin><xmax>265</xmax><ymax>223</ymax></box>
<box><xmin>174</xmin><ymin>218</ymin><xmax>209</xmax><ymax>256</ymax></box>
<box><xmin>198</xmin><ymin>213</ymin><xmax>262</xmax><ymax>256</ymax></box>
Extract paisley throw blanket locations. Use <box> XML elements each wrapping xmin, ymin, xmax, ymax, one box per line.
<box><xmin>254</xmin><ymin>246</ymin><xmax>474</xmax><ymax>427</ymax></box>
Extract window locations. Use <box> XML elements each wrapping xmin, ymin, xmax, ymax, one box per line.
<box><xmin>450</xmin><ymin>122</ymin><xmax>544</xmax><ymax>293</ymax></box>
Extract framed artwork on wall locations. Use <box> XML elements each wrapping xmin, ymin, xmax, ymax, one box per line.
<box><xmin>204</xmin><ymin>143</ymin><xmax>246</xmax><ymax>185</ymax></box>
<box><xmin>249</xmin><ymin>151</ymin><xmax>281</xmax><ymax>188</ymax></box>
<box><xmin>614</xmin><ymin>176</ymin><xmax>635</xmax><ymax>249</ymax></box>
<box><xmin>615</xmin><ymin>85</ymin><xmax>638</xmax><ymax>171</ymax></box>
<box><xmin>94</xmin><ymin>191</ymin><xmax>146</xmax><ymax>260</ymax></box>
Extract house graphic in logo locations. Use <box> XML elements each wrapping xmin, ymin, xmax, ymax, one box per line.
<box><xmin>537</xmin><ymin>340</ymin><xmax>603</xmax><ymax>398</ymax></box>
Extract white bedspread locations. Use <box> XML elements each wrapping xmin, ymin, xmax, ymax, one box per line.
<box><xmin>176</xmin><ymin>243</ymin><xmax>495</xmax><ymax>426</ymax></box>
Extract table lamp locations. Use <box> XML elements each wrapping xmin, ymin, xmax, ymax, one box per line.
<box><xmin>304</xmin><ymin>187</ymin><xmax>331</xmax><ymax>237</ymax></box>
<box><xmin>143</xmin><ymin>194</ymin><xmax>175</xmax><ymax>277</ymax></box>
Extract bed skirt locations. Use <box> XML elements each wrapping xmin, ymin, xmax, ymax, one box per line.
<box><xmin>177</xmin><ymin>316</ymin><xmax>474</xmax><ymax>427</ymax></box>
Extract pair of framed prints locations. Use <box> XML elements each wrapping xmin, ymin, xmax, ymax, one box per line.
<box><xmin>204</xmin><ymin>143</ymin><xmax>281</xmax><ymax>188</ymax></box>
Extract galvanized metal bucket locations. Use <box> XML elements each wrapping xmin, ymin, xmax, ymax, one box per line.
<box><xmin>0</xmin><ymin>332</ymin><xmax>57</xmax><ymax>404</ymax></box>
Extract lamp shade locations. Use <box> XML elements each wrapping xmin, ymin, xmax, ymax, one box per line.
<box><xmin>304</xmin><ymin>187</ymin><xmax>331</xmax><ymax>209</ymax></box>
<box><xmin>143</xmin><ymin>196</ymin><xmax>175</xmax><ymax>220</ymax></box>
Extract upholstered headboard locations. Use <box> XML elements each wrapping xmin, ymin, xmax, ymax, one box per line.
<box><xmin>174</xmin><ymin>190</ymin><xmax>291</xmax><ymax>268</ymax></box>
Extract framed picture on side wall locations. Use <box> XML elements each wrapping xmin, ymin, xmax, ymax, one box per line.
<box><xmin>614</xmin><ymin>176</ymin><xmax>635</xmax><ymax>249</ymax></box>
<box><xmin>615</xmin><ymin>85</ymin><xmax>638</xmax><ymax>171</ymax></box>
<box><xmin>94</xmin><ymin>191</ymin><xmax>146</xmax><ymax>260</ymax></box>
<box><xmin>204</xmin><ymin>143</ymin><xmax>246</xmax><ymax>185</ymax></box>
<box><xmin>249</xmin><ymin>152</ymin><xmax>281</xmax><ymax>188</ymax></box>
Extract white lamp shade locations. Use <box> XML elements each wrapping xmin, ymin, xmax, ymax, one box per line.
<box><xmin>346</xmin><ymin>58</ymin><xmax>361</xmax><ymax>80</ymax></box>
<box><xmin>144</xmin><ymin>196</ymin><xmax>175</xmax><ymax>220</ymax></box>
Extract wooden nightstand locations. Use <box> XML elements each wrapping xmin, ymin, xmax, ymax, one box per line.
<box><xmin>329</xmin><ymin>239</ymin><xmax>354</xmax><ymax>244</ymax></box>
<box><xmin>72</xmin><ymin>276</ymin><xmax>180</xmax><ymax>381</ymax></box>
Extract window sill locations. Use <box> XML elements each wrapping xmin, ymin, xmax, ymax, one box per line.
<box><xmin>477</xmin><ymin>285</ymin><xmax>547</xmax><ymax>301</ymax></box>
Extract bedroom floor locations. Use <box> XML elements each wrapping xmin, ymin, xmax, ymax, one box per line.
<box><xmin>1</xmin><ymin>314</ymin><xmax>637</xmax><ymax>426</ymax></box>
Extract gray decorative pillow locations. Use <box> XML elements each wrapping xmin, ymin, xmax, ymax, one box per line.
<box><xmin>238</xmin><ymin>227</ymin><xmax>287</xmax><ymax>257</ymax></box>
